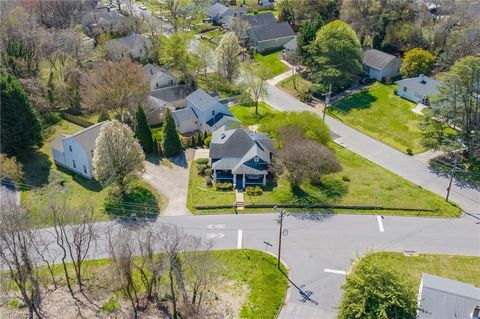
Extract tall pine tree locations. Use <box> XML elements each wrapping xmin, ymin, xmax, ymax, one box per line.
<box><xmin>134</xmin><ymin>103</ymin><xmax>153</xmax><ymax>154</ymax></box>
<box><xmin>297</xmin><ymin>15</ymin><xmax>324</xmax><ymax>61</ymax></box>
<box><xmin>1</xmin><ymin>74</ymin><xmax>43</xmax><ymax>156</ymax></box>
<box><xmin>161</xmin><ymin>109</ymin><xmax>182</xmax><ymax>157</ymax></box>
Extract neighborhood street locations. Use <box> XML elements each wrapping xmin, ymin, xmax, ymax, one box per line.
<box><xmin>263</xmin><ymin>83</ymin><xmax>480</xmax><ymax>215</ymax></box>
<box><xmin>32</xmin><ymin>212</ymin><xmax>480</xmax><ymax>318</ymax></box>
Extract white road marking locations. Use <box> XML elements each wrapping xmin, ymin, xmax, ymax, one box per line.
<box><xmin>207</xmin><ymin>224</ymin><xmax>225</xmax><ymax>229</ymax></box>
<box><xmin>324</xmin><ymin>268</ymin><xmax>347</xmax><ymax>275</ymax></box>
<box><xmin>377</xmin><ymin>215</ymin><xmax>385</xmax><ymax>232</ymax></box>
<box><xmin>237</xmin><ymin>229</ymin><xmax>243</xmax><ymax>249</ymax></box>
<box><xmin>206</xmin><ymin>233</ymin><xmax>225</xmax><ymax>239</ymax></box>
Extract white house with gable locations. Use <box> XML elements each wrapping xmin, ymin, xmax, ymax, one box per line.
<box><xmin>143</xmin><ymin>64</ymin><xmax>177</xmax><ymax>90</ymax></box>
<box><xmin>51</xmin><ymin>122</ymin><xmax>106</xmax><ymax>179</ymax></box>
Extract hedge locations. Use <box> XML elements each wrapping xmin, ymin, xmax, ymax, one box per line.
<box><xmin>61</xmin><ymin>112</ymin><xmax>94</xmax><ymax>128</ymax></box>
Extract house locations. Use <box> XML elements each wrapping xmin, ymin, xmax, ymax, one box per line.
<box><xmin>205</xmin><ymin>2</ymin><xmax>247</xmax><ymax>25</ymax></box>
<box><xmin>105</xmin><ymin>33</ymin><xmax>151</xmax><ymax>60</ymax></box>
<box><xmin>247</xmin><ymin>21</ymin><xmax>295</xmax><ymax>53</ymax></box>
<box><xmin>81</xmin><ymin>9</ymin><xmax>128</xmax><ymax>37</ymax></box>
<box><xmin>417</xmin><ymin>273</ymin><xmax>480</xmax><ymax>319</ymax></box>
<box><xmin>134</xmin><ymin>85</ymin><xmax>193</xmax><ymax>126</ymax></box>
<box><xmin>222</xmin><ymin>13</ymin><xmax>277</xmax><ymax>43</ymax></box>
<box><xmin>395</xmin><ymin>75</ymin><xmax>444</xmax><ymax>104</ymax></box>
<box><xmin>258</xmin><ymin>0</ymin><xmax>275</xmax><ymax>8</ymax></box>
<box><xmin>362</xmin><ymin>49</ymin><xmax>402</xmax><ymax>81</ymax></box>
<box><xmin>143</xmin><ymin>64</ymin><xmax>177</xmax><ymax>90</ymax></box>
<box><xmin>283</xmin><ymin>36</ymin><xmax>297</xmax><ymax>59</ymax></box>
<box><xmin>209</xmin><ymin>126</ymin><xmax>274</xmax><ymax>189</ymax></box>
<box><xmin>172</xmin><ymin>89</ymin><xmax>240</xmax><ymax>134</ymax></box>
<box><xmin>51</xmin><ymin>122</ymin><xmax>106</xmax><ymax>179</ymax></box>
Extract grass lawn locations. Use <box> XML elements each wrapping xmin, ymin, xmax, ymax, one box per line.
<box><xmin>201</xmin><ymin>29</ymin><xmax>224</xmax><ymax>44</ymax></box>
<box><xmin>277</xmin><ymin>74</ymin><xmax>312</xmax><ymax>98</ymax></box>
<box><xmin>20</xmin><ymin>120</ymin><xmax>166</xmax><ymax>226</ymax></box>
<box><xmin>357</xmin><ymin>252</ymin><xmax>480</xmax><ymax>287</ymax></box>
<box><xmin>196</xmin><ymin>73</ymin><xmax>243</xmax><ymax>98</ymax></box>
<box><xmin>253</xmin><ymin>50</ymin><xmax>289</xmax><ymax>78</ymax></box>
<box><xmin>2</xmin><ymin>249</ymin><xmax>287</xmax><ymax>319</ymax></box>
<box><xmin>190</xmin><ymin>103</ymin><xmax>461</xmax><ymax>217</ymax></box>
<box><xmin>328</xmin><ymin>82</ymin><xmax>426</xmax><ymax>154</ymax></box>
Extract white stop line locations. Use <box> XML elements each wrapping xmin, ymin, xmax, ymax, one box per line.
<box><xmin>237</xmin><ymin>230</ymin><xmax>243</xmax><ymax>249</ymax></box>
<box><xmin>324</xmin><ymin>268</ymin><xmax>347</xmax><ymax>275</ymax></box>
<box><xmin>376</xmin><ymin>215</ymin><xmax>385</xmax><ymax>232</ymax></box>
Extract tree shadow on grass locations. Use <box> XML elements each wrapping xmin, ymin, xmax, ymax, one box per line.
<box><xmin>332</xmin><ymin>91</ymin><xmax>377</xmax><ymax>113</ymax></box>
<box><xmin>104</xmin><ymin>185</ymin><xmax>159</xmax><ymax>220</ymax></box>
<box><xmin>20</xmin><ymin>151</ymin><xmax>52</xmax><ymax>188</ymax></box>
<box><xmin>56</xmin><ymin>166</ymin><xmax>103</xmax><ymax>192</ymax></box>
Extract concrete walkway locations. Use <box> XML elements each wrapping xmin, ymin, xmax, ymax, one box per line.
<box><xmin>267</xmin><ymin>68</ymin><xmax>293</xmax><ymax>86</ymax></box>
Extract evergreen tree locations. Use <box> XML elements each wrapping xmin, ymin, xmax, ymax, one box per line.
<box><xmin>1</xmin><ymin>74</ymin><xmax>43</xmax><ymax>156</ymax></box>
<box><xmin>161</xmin><ymin>109</ymin><xmax>182</xmax><ymax>157</ymax></box>
<box><xmin>134</xmin><ymin>103</ymin><xmax>153</xmax><ymax>154</ymax></box>
<box><xmin>297</xmin><ymin>15</ymin><xmax>324</xmax><ymax>60</ymax></box>
<box><xmin>197</xmin><ymin>132</ymin><xmax>204</xmax><ymax>146</ymax></box>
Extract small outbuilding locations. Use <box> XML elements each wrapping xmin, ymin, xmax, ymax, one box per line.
<box><xmin>395</xmin><ymin>75</ymin><xmax>443</xmax><ymax>104</ymax></box>
<box><xmin>362</xmin><ymin>49</ymin><xmax>402</xmax><ymax>82</ymax></box>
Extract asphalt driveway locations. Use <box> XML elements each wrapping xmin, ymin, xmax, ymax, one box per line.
<box><xmin>142</xmin><ymin>150</ymin><xmax>194</xmax><ymax>216</ymax></box>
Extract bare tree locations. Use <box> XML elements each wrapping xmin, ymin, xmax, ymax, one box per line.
<box><xmin>0</xmin><ymin>206</ymin><xmax>43</xmax><ymax>318</ymax></box>
<box><xmin>215</xmin><ymin>32</ymin><xmax>241</xmax><ymax>84</ymax></box>
<box><xmin>107</xmin><ymin>227</ymin><xmax>140</xmax><ymax>318</ymax></box>
<box><xmin>228</xmin><ymin>16</ymin><xmax>250</xmax><ymax>45</ymax></box>
<box><xmin>195</xmin><ymin>41</ymin><xmax>213</xmax><ymax>79</ymax></box>
<box><xmin>275</xmin><ymin>126</ymin><xmax>341</xmax><ymax>186</ymax></box>
<box><xmin>34</xmin><ymin>0</ymin><xmax>86</xmax><ymax>28</ymax></box>
<box><xmin>243</xmin><ymin>62</ymin><xmax>270</xmax><ymax>114</ymax></box>
<box><xmin>49</xmin><ymin>202</ymin><xmax>97</xmax><ymax>298</ymax></box>
<box><xmin>81</xmin><ymin>60</ymin><xmax>149</xmax><ymax>121</ymax></box>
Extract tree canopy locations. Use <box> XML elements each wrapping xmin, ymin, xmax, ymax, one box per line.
<box><xmin>0</xmin><ymin>73</ymin><xmax>43</xmax><ymax>156</ymax></box>
<box><xmin>400</xmin><ymin>48</ymin><xmax>435</xmax><ymax>78</ymax></box>
<box><xmin>305</xmin><ymin>20</ymin><xmax>362</xmax><ymax>92</ymax></box>
<box><xmin>215</xmin><ymin>32</ymin><xmax>241</xmax><ymax>84</ymax></box>
<box><xmin>93</xmin><ymin>120</ymin><xmax>145</xmax><ymax>194</ymax></box>
<box><xmin>296</xmin><ymin>15</ymin><xmax>324</xmax><ymax>61</ymax></box>
<box><xmin>338</xmin><ymin>254</ymin><xmax>417</xmax><ymax>319</ymax></box>
<box><xmin>135</xmin><ymin>104</ymin><xmax>154</xmax><ymax>154</ymax></box>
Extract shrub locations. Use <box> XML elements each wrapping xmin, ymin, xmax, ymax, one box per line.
<box><xmin>204</xmin><ymin>168</ymin><xmax>212</xmax><ymax>176</ymax></box>
<box><xmin>101</xmin><ymin>297</ymin><xmax>120</xmax><ymax>313</ymax></box>
<box><xmin>204</xmin><ymin>135</ymin><xmax>212</xmax><ymax>147</ymax></box>
<box><xmin>204</xmin><ymin>175</ymin><xmax>213</xmax><ymax>187</ymax></box>
<box><xmin>196</xmin><ymin>158</ymin><xmax>208</xmax><ymax>165</ymax></box>
<box><xmin>342</xmin><ymin>175</ymin><xmax>351</xmax><ymax>182</ymax></box>
<box><xmin>406</xmin><ymin>148</ymin><xmax>413</xmax><ymax>156</ymax></box>
<box><xmin>215</xmin><ymin>182</ymin><xmax>233</xmax><ymax>191</ymax></box>
<box><xmin>197</xmin><ymin>163</ymin><xmax>208</xmax><ymax>175</ymax></box>
<box><xmin>246</xmin><ymin>185</ymin><xmax>263</xmax><ymax>196</ymax></box>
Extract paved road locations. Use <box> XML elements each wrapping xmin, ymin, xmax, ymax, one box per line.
<box><xmin>0</xmin><ymin>181</ymin><xmax>19</xmax><ymax>211</ymax></box>
<box><xmin>263</xmin><ymin>84</ymin><xmax>480</xmax><ymax>215</ymax></box>
<box><xmin>31</xmin><ymin>213</ymin><xmax>480</xmax><ymax>318</ymax></box>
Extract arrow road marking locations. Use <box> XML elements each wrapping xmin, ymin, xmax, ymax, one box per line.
<box><xmin>324</xmin><ymin>268</ymin><xmax>347</xmax><ymax>275</ymax></box>
<box><xmin>207</xmin><ymin>224</ymin><xmax>225</xmax><ymax>229</ymax></box>
<box><xmin>377</xmin><ymin>215</ymin><xmax>385</xmax><ymax>232</ymax></box>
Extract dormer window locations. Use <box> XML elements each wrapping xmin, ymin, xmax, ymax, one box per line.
<box><xmin>254</xmin><ymin>156</ymin><xmax>259</xmax><ymax>163</ymax></box>
<box><xmin>69</xmin><ymin>145</ymin><xmax>72</xmax><ymax>152</ymax></box>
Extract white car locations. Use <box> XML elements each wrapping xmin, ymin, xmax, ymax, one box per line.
<box><xmin>139</xmin><ymin>4</ymin><xmax>147</xmax><ymax>10</ymax></box>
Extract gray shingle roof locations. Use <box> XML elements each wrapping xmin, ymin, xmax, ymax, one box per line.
<box><xmin>418</xmin><ymin>273</ymin><xmax>480</xmax><ymax>319</ymax></box>
<box><xmin>149</xmin><ymin>85</ymin><xmax>193</xmax><ymax>103</ymax></box>
<box><xmin>108</xmin><ymin>33</ymin><xmax>150</xmax><ymax>50</ymax></box>
<box><xmin>172</xmin><ymin>108</ymin><xmax>197</xmax><ymax>122</ymax></box>
<box><xmin>205</xmin><ymin>3</ymin><xmax>229</xmax><ymax>17</ymax></box>
<box><xmin>69</xmin><ymin>122</ymin><xmax>106</xmax><ymax>152</ymax></box>
<box><xmin>362</xmin><ymin>49</ymin><xmax>399</xmax><ymax>70</ymax></box>
<box><xmin>186</xmin><ymin>88</ymin><xmax>221</xmax><ymax>112</ymax></box>
<box><xmin>250</xmin><ymin>22</ymin><xmax>295</xmax><ymax>42</ymax></box>
<box><xmin>395</xmin><ymin>76</ymin><xmax>444</xmax><ymax>97</ymax></box>
<box><xmin>243</xmin><ymin>13</ymin><xmax>276</xmax><ymax>27</ymax></box>
<box><xmin>143</xmin><ymin>63</ymin><xmax>174</xmax><ymax>81</ymax></box>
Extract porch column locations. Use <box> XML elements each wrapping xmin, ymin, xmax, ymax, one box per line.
<box><xmin>242</xmin><ymin>174</ymin><xmax>246</xmax><ymax>189</ymax></box>
<box><xmin>263</xmin><ymin>174</ymin><xmax>266</xmax><ymax>186</ymax></box>
<box><xmin>213</xmin><ymin>169</ymin><xmax>216</xmax><ymax>179</ymax></box>
<box><xmin>233</xmin><ymin>174</ymin><xmax>236</xmax><ymax>188</ymax></box>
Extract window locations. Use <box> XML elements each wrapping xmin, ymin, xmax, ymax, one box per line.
<box><xmin>170</xmin><ymin>79</ymin><xmax>173</xmax><ymax>84</ymax></box>
<box><xmin>403</xmin><ymin>87</ymin><xmax>407</xmax><ymax>92</ymax></box>
<box><xmin>212</xmin><ymin>110</ymin><xmax>215</xmax><ymax>116</ymax></box>
<box><xmin>139</xmin><ymin>48</ymin><xmax>143</xmax><ymax>54</ymax></box>
<box><xmin>254</xmin><ymin>156</ymin><xmax>259</xmax><ymax>163</ymax></box>
<box><xmin>72</xmin><ymin>160</ymin><xmax>76</xmax><ymax>168</ymax></box>
<box><xmin>83</xmin><ymin>165</ymin><xmax>87</xmax><ymax>174</ymax></box>
<box><xmin>69</xmin><ymin>145</ymin><xmax>72</xmax><ymax>152</ymax></box>
<box><xmin>156</xmin><ymin>82</ymin><xmax>159</xmax><ymax>88</ymax></box>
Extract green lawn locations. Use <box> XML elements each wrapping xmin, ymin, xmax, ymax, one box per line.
<box><xmin>357</xmin><ymin>252</ymin><xmax>480</xmax><ymax>287</ymax></box>
<box><xmin>20</xmin><ymin>119</ymin><xmax>166</xmax><ymax>226</ymax></box>
<box><xmin>188</xmin><ymin>103</ymin><xmax>461</xmax><ymax>217</ymax></box>
<box><xmin>277</xmin><ymin>74</ymin><xmax>312</xmax><ymax>98</ymax></box>
<box><xmin>253</xmin><ymin>50</ymin><xmax>289</xmax><ymax>78</ymax></box>
<box><xmin>328</xmin><ymin>82</ymin><xmax>426</xmax><ymax>154</ymax></box>
<box><xmin>2</xmin><ymin>250</ymin><xmax>287</xmax><ymax>319</ymax></box>
<box><xmin>196</xmin><ymin>73</ymin><xmax>243</xmax><ymax>98</ymax></box>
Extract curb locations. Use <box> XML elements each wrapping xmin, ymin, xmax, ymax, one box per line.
<box><xmin>262</xmin><ymin>250</ymin><xmax>292</xmax><ymax>319</ymax></box>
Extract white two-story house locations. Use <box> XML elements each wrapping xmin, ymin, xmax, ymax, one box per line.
<box><xmin>172</xmin><ymin>88</ymin><xmax>240</xmax><ymax>134</ymax></box>
<box><xmin>51</xmin><ymin>122</ymin><xmax>106</xmax><ymax>179</ymax></box>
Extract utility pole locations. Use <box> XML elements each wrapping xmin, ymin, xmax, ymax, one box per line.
<box><xmin>323</xmin><ymin>84</ymin><xmax>332</xmax><ymax>123</ymax></box>
<box><xmin>274</xmin><ymin>206</ymin><xmax>289</xmax><ymax>269</ymax></box>
<box><xmin>446</xmin><ymin>155</ymin><xmax>458</xmax><ymax>202</ymax></box>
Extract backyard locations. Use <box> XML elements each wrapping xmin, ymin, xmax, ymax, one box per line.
<box><xmin>186</xmin><ymin>103</ymin><xmax>460</xmax><ymax>216</ymax></box>
<box><xmin>20</xmin><ymin>119</ymin><xmax>166</xmax><ymax>226</ymax></box>
<box><xmin>327</xmin><ymin>82</ymin><xmax>426</xmax><ymax>154</ymax></box>
<box><xmin>252</xmin><ymin>50</ymin><xmax>289</xmax><ymax>78</ymax></box>
<box><xmin>355</xmin><ymin>252</ymin><xmax>480</xmax><ymax>287</ymax></box>
<box><xmin>1</xmin><ymin>249</ymin><xmax>288</xmax><ymax>319</ymax></box>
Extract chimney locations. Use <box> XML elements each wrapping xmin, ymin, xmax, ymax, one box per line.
<box><xmin>418</xmin><ymin>74</ymin><xmax>425</xmax><ymax>83</ymax></box>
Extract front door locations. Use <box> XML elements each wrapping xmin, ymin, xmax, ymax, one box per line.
<box><xmin>235</xmin><ymin>175</ymin><xmax>243</xmax><ymax>190</ymax></box>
